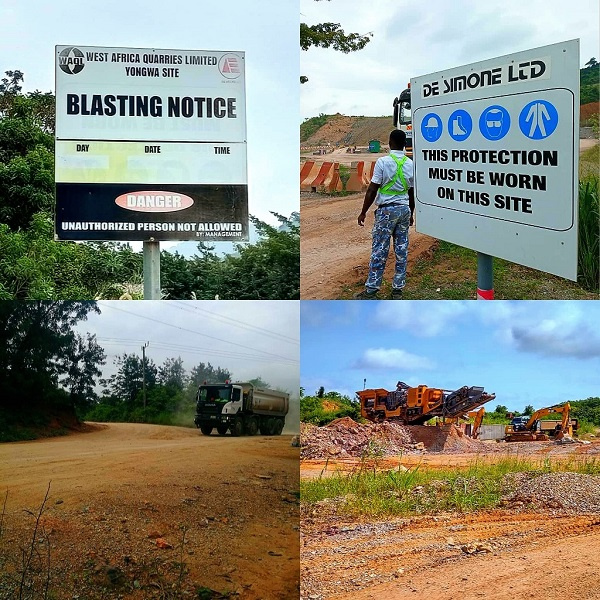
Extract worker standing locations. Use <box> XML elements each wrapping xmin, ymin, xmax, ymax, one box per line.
<box><xmin>355</xmin><ymin>129</ymin><xmax>414</xmax><ymax>299</ymax></box>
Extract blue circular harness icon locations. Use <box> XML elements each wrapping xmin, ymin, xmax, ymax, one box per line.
<box><xmin>421</xmin><ymin>113</ymin><xmax>443</xmax><ymax>142</ymax></box>
<box><xmin>519</xmin><ymin>100</ymin><xmax>559</xmax><ymax>139</ymax></box>
<box><xmin>479</xmin><ymin>105</ymin><xmax>510</xmax><ymax>141</ymax></box>
<box><xmin>448</xmin><ymin>109</ymin><xmax>472</xmax><ymax>142</ymax></box>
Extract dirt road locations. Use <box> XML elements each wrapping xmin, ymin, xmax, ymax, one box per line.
<box><xmin>301</xmin><ymin>510</ymin><xmax>600</xmax><ymax>600</ymax></box>
<box><xmin>0</xmin><ymin>423</ymin><xmax>299</xmax><ymax>599</ymax></box>
<box><xmin>300</xmin><ymin>192</ymin><xmax>436</xmax><ymax>299</ymax></box>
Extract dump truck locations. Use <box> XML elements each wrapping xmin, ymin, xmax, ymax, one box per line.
<box><xmin>504</xmin><ymin>403</ymin><xmax>573</xmax><ymax>442</ymax></box>
<box><xmin>194</xmin><ymin>382</ymin><xmax>289</xmax><ymax>437</ymax></box>
<box><xmin>392</xmin><ymin>83</ymin><xmax>413</xmax><ymax>157</ymax></box>
<box><xmin>356</xmin><ymin>381</ymin><xmax>495</xmax><ymax>425</ymax></box>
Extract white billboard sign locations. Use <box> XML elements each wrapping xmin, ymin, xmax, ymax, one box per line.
<box><xmin>411</xmin><ymin>40</ymin><xmax>579</xmax><ymax>280</ymax></box>
<box><xmin>55</xmin><ymin>45</ymin><xmax>248</xmax><ymax>242</ymax></box>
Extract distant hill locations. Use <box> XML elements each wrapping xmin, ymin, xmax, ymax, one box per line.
<box><xmin>302</xmin><ymin>64</ymin><xmax>599</xmax><ymax>146</ymax></box>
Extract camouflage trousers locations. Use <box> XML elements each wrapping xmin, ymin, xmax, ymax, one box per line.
<box><xmin>365</xmin><ymin>204</ymin><xmax>411</xmax><ymax>292</ymax></box>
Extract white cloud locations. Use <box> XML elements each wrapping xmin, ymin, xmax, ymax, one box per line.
<box><xmin>355</xmin><ymin>347</ymin><xmax>434</xmax><ymax>371</ymax></box>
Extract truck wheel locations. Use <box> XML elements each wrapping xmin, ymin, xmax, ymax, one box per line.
<box><xmin>266</xmin><ymin>418</ymin><xmax>276</xmax><ymax>435</ymax></box>
<box><xmin>246</xmin><ymin>418</ymin><xmax>258</xmax><ymax>436</ymax></box>
<box><xmin>216</xmin><ymin>424</ymin><xmax>229</xmax><ymax>436</ymax></box>
<box><xmin>273</xmin><ymin>419</ymin><xmax>284</xmax><ymax>435</ymax></box>
<box><xmin>259</xmin><ymin>422</ymin><xmax>269</xmax><ymax>435</ymax></box>
<box><xmin>200</xmin><ymin>423</ymin><xmax>213</xmax><ymax>436</ymax></box>
<box><xmin>231</xmin><ymin>417</ymin><xmax>244</xmax><ymax>437</ymax></box>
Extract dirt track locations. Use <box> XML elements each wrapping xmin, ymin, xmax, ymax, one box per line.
<box><xmin>300</xmin><ymin>191</ymin><xmax>436</xmax><ymax>299</ymax></box>
<box><xmin>0</xmin><ymin>423</ymin><xmax>299</xmax><ymax>599</ymax></box>
<box><xmin>300</xmin><ymin>441</ymin><xmax>600</xmax><ymax>600</ymax></box>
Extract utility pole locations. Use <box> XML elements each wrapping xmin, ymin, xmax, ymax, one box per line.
<box><xmin>142</xmin><ymin>342</ymin><xmax>149</xmax><ymax>421</ymax></box>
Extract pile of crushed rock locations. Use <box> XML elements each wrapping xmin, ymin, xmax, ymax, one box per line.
<box><xmin>502</xmin><ymin>472</ymin><xmax>600</xmax><ymax>513</ymax></box>
<box><xmin>300</xmin><ymin>418</ymin><xmax>490</xmax><ymax>459</ymax></box>
<box><xmin>300</xmin><ymin>417</ymin><xmax>418</xmax><ymax>459</ymax></box>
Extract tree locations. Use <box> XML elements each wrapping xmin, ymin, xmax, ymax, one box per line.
<box><xmin>188</xmin><ymin>362</ymin><xmax>232</xmax><ymax>387</ymax></box>
<box><xmin>0</xmin><ymin>301</ymin><xmax>104</xmax><ymax>418</ymax></box>
<box><xmin>585</xmin><ymin>57</ymin><xmax>598</xmax><ymax>68</ymax></box>
<box><xmin>248</xmin><ymin>377</ymin><xmax>271</xmax><ymax>389</ymax></box>
<box><xmin>104</xmin><ymin>353</ymin><xmax>157</xmax><ymax>406</ymax></box>
<box><xmin>523</xmin><ymin>405</ymin><xmax>534</xmax><ymax>416</ymax></box>
<box><xmin>158</xmin><ymin>356</ymin><xmax>187</xmax><ymax>391</ymax></box>
<box><xmin>300</xmin><ymin>1</ymin><xmax>372</xmax><ymax>83</ymax></box>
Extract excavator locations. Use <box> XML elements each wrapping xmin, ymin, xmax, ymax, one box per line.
<box><xmin>466</xmin><ymin>407</ymin><xmax>485</xmax><ymax>440</ymax></box>
<box><xmin>504</xmin><ymin>402</ymin><xmax>574</xmax><ymax>442</ymax></box>
<box><xmin>356</xmin><ymin>381</ymin><xmax>495</xmax><ymax>426</ymax></box>
<box><xmin>392</xmin><ymin>84</ymin><xmax>413</xmax><ymax>157</ymax></box>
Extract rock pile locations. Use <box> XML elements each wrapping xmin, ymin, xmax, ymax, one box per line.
<box><xmin>502</xmin><ymin>472</ymin><xmax>600</xmax><ymax>513</ymax></box>
<box><xmin>300</xmin><ymin>418</ymin><xmax>416</xmax><ymax>459</ymax></box>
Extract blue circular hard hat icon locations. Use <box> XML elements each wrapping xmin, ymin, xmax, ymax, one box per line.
<box><xmin>420</xmin><ymin>112</ymin><xmax>443</xmax><ymax>142</ymax></box>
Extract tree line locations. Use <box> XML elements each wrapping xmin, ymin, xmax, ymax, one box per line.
<box><xmin>0</xmin><ymin>301</ymin><xmax>270</xmax><ymax>441</ymax></box>
<box><xmin>0</xmin><ymin>71</ymin><xmax>299</xmax><ymax>300</ymax></box>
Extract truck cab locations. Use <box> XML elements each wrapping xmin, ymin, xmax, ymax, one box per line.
<box><xmin>393</xmin><ymin>85</ymin><xmax>413</xmax><ymax>157</ymax></box>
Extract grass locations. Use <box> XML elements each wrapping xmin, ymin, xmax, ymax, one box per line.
<box><xmin>301</xmin><ymin>456</ymin><xmax>600</xmax><ymax>518</ymax></box>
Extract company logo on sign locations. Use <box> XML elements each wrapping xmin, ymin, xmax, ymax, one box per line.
<box><xmin>115</xmin><ymin>191</ymin><xmax>194</xmax><ymax>212</ymax></box>
<box><xmin>58</xmin><ymin>47</ymin><xmax>85</xmax><ymax>75</ymax></box>
<box><xmin>218</xmin><ymin>54</ymin><xmax>242</xmax><ymax>79</ymax></box>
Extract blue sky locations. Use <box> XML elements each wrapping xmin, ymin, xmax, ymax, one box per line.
<box><xmin>301</xmin><ymin>301</ymin><xmax>600</xmax><ymax>412</ymax></box>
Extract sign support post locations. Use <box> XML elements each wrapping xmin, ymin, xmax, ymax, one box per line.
<box><xmin>476</xmin><ymin>253</ymin><xmax>494</xmax><ymax>300</ymax></box>
<box><xmin>143</xmin><ymin>241</ymin><xmax>161</xmax><ymax>300</ymax></box>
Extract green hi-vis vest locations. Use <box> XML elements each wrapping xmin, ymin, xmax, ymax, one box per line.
<box><xmin>379</xmin><ymin>154</ymin><xmax>408</xmax><ymax>196</ymax></box>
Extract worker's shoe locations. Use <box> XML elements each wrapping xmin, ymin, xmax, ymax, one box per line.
<box><xmin>390</xmin><ymin>288</ymin><xmax>403</xmax><ymax>300</ymax></box>
<box><xmin>353</xmin><ymin>289</ymin><xmax>378</xmax><ymax>300</ymax></box>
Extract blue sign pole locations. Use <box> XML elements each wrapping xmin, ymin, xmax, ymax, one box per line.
<box><xmin>477</xmin><ymin>253</ymin><xmax>494</xmax><ymax>300</ymax></box>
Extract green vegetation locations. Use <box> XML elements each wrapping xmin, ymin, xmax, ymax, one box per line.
<box><xmin>300</xmin><ymin>456</ymin><xmax>600</xmax><ymax>518</ymax></box>
<box><xmin>86</xmin><ymin>357</ymin><xmax>236</xmax><ymax>427</ymax></box>
<box><xmin>300</xmin><ymin>9</ymin><xmax>372</xmax><ymax>84</ymax></box>
<box><xmin>0</xmin><ymin>71</ymin><xmax>299</xmax><ymax>300</ymax></box>
<box><xmin>0</xmin><ymin>301</ymin><xmax>104</xmax><ymax>442</ymax></box>
<box><xmin>300</xmin><ymin>113</ymin><xmax>332</xmax><ymax>142</ymax></box>
<box><xmin>580</xmin><ymin>60</ymin><xmax>599</xmax><ymax>105</ymax></box>
<box><xmin>300</xmin><ymin>389</ymin><xmax>361</xmax><ymax>425</ymax></box>
<box><xmin>578</xmin><ymin>176</ymin><xmax>599</xmax><ymax>291</ymax></box>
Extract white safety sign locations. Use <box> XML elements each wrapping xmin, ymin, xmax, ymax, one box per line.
<box><xmin>411</xmin><ymin>40</ymin><xmax>580</xmax><ymax>281</ymax></box>
<box><xmin>55</xmin><ymin>45</ymin><xmax>248</xmax><ymax>242</ymax></box>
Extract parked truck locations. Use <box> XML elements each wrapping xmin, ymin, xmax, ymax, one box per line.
<box><xmin>194</xmin><ymin>381</ymin><xmax>289</xmax><ymax>437</ymax></box>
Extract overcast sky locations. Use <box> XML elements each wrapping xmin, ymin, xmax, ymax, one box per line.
<box><xmin>301</xmin><ymin>0</ymin><xmax>599</xmax><ymax>119</ymax></box>
<box><xmin>0</xmin><ymin>0</ymin><xmax>298</xmax><ymax>246</ymax></box>
<box><xmin>76</xmin><ymin>300</ymin><xmax>300</xmax><ymax>396</ymax></box>
<box><xmin>301</xmin><ymin>301</ymin><xmax>600</xmax><ymax>413</ymax></box>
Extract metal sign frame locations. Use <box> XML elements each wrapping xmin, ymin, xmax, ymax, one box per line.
<box><xmin>411</xmin><ymin>40</ymin><xmax>580</xmax><ymax>280</ymax></box>
<box><xmin>55</xmin><ymin>45</ymin><xmax>248</xmax><ymax>242</ymax></box>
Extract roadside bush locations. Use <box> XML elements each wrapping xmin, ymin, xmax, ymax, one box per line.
<box><xmin>578</xmin><ymin>176</ymin><xmax>599</xmax><ymax>292</ymax></box>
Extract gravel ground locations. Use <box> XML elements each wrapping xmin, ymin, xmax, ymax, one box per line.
<box><xmin>501</xmin><ymin>472</ymin><xmax>600</xmax><ymax>513</ymax></box>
